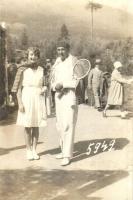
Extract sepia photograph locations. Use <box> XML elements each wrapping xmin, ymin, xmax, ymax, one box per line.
<box><xmin>0</xmin><ymin>0</ymin><xmax>133</xmax><ymax>199</ymax></box>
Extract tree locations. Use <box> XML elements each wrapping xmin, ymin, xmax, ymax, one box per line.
<box><xmin>0</xmin><ymin>25</ymin><xmax>6</xmax><ymax>107</ymax></box>
<box><xmin>86</xmin><ymin>1</ymin><xmax>102</xmax><ymax>40</ymax></box>
<box><xmin>7</xmin><ymin>34</ymin><xmax>16</xmax><ymax>62</ymax></box>
<box><xmin>58</xmin><ymin>24</ymin><xmax>70</xmax><ymax>41</ymax></box>
<box><xmin>21</xmin><ymin>28</ymin><xmax>28</xmax><ymax>50</ymax></box>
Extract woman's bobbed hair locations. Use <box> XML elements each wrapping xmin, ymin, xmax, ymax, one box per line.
<box><xmin>27</xmin><ymin>47</ymin><xmax>40</xmax><ymax>58</ymax></box>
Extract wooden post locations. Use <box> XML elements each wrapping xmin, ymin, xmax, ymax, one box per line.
<box><xmin>0</xmin><ymin>24</ymin><xmax>8</xmax><ymax>119</ymax></box>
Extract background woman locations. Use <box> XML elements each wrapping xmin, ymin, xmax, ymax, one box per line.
<box><xmin>103</xmin><ymin>61</ymin><xmax>133</xmax><ymax>118</ymax></box>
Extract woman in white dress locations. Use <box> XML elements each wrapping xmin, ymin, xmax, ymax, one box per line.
<box><xmin>103</xmin><ymin>61</ymin><xmax>133</xmax><ymax>118</ymax></box>
<box><xmin>16</xmin><ymin>47</ymin><xmax>47</xmax><ymax>160</ymax></box>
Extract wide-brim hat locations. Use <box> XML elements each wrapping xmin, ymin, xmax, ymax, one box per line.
<box><xmin>113</xmin><ymin>61</ymin><xmax>123</xmax><ymax>69</ymax></box>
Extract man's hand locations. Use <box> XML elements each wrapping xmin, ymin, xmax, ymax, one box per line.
<box><xmin>55</xmin><ymin>83</ymin><xmax>63</xmax><ymax>92</ymax></box>
<box><xmin>55</xmin><ymin>83</ymin><xmax>64</xmax><ymax>99</ymax></box>
<box><xmin>19</xmin><ymin>103</ymin><xmax>25</xmax><ymax>113</ymax></box>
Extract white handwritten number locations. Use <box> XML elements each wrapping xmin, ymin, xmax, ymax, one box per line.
<box><xmin>108</xmin><ymin>139</ymin><xmax>116</xmax><ymax>151</ymax></box>
<box><xmin>86</xmin><ymin>143</ymin><xmax>95</xmax><ymax>155</ymax></box>
<box><xmin>86</xmin><ymin>139</ymin><xmax>116</xmax><ymax>155</ymax></box>
<box><xmin>101</xmin><ymin>140</ymin><xmax>108</xmax><ymax>151</ymax></box>
<box><xmin>94</xmin><ymin>143</ymin><xmax>101</xmax><ymax>154</ymax></box>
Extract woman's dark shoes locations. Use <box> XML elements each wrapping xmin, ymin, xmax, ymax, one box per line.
<box><xmin>97</xmin><ymin>107</ymin><xmax>103</xmax><ymax>112</ymax></box>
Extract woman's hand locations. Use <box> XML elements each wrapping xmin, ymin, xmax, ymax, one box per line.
<box><xmin>40</xmin><ymin>86</ymin><xmax>47</xmax><ymax>95</ymax></box>
<box><xmin>19</xmin><ymin>103</ymin><xmax>25</xmax><ymax>113</ymax></box>
<box><xmin>127</xmin><ymin>79</ymin><xmax>133</xmax><ymax>84</ymax></box>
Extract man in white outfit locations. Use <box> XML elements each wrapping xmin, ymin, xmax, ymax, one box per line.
<box><xmin>88</xmin><ymin>59</ymin><xmax>103</xmax><ymax>111</ymax></box>
<box><xmin>51</xmin><ymin>40</ymin><xmax>78</xmax><ymax>166</ymax></box>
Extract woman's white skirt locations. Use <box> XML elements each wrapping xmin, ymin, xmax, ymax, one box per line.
<box><xmin>17</xmin><ymin>87</ymin><xmax>47</xmax><ymax>127</ymax></box>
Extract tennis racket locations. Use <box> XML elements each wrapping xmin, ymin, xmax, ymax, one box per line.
<box><xmin>73</xmin><ymin>59</ymin><xmax>91</xmax><ymax>80</ymax></box>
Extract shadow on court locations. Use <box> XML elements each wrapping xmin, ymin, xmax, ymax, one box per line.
<box><xmin>39</xmin><ymin>138</ymin><xmax>129</xmax><ymax>163</ymax></box>
<box><xmin>0</xmin><ymin>111</ymin><xmax>17</xmax><ymax>126</ymax></box>
<box><xmin>0</xmin><ymin>142</ymin><xmax>43</xmax><ymax>156</ymax></box>
<box><xmin>0</xmin><ymin>168</ymin><xmax>128</xmax><ymax>200</ymax></box>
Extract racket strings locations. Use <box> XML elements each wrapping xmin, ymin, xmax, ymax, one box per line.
<box><xmin>73</xmin><ymin>59</ymin><xmax>91</xmax><ymax>79</ymax></box>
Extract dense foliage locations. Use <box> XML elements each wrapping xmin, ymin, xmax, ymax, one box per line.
<box><xmin>6</xmin><ymin>24</ymin><xmax>133</xmax><ymax>75</ymax></box>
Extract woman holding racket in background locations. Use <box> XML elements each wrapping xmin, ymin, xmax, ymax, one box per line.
<box><xmin>103</xmin><ymin>61</ymin><xmax>133</xmax><ymax>118</ymax></box>
<box><xmin>51</xmin><ymin>40</ymin><xmax>91</xmax><ymax>166</ymax></box>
